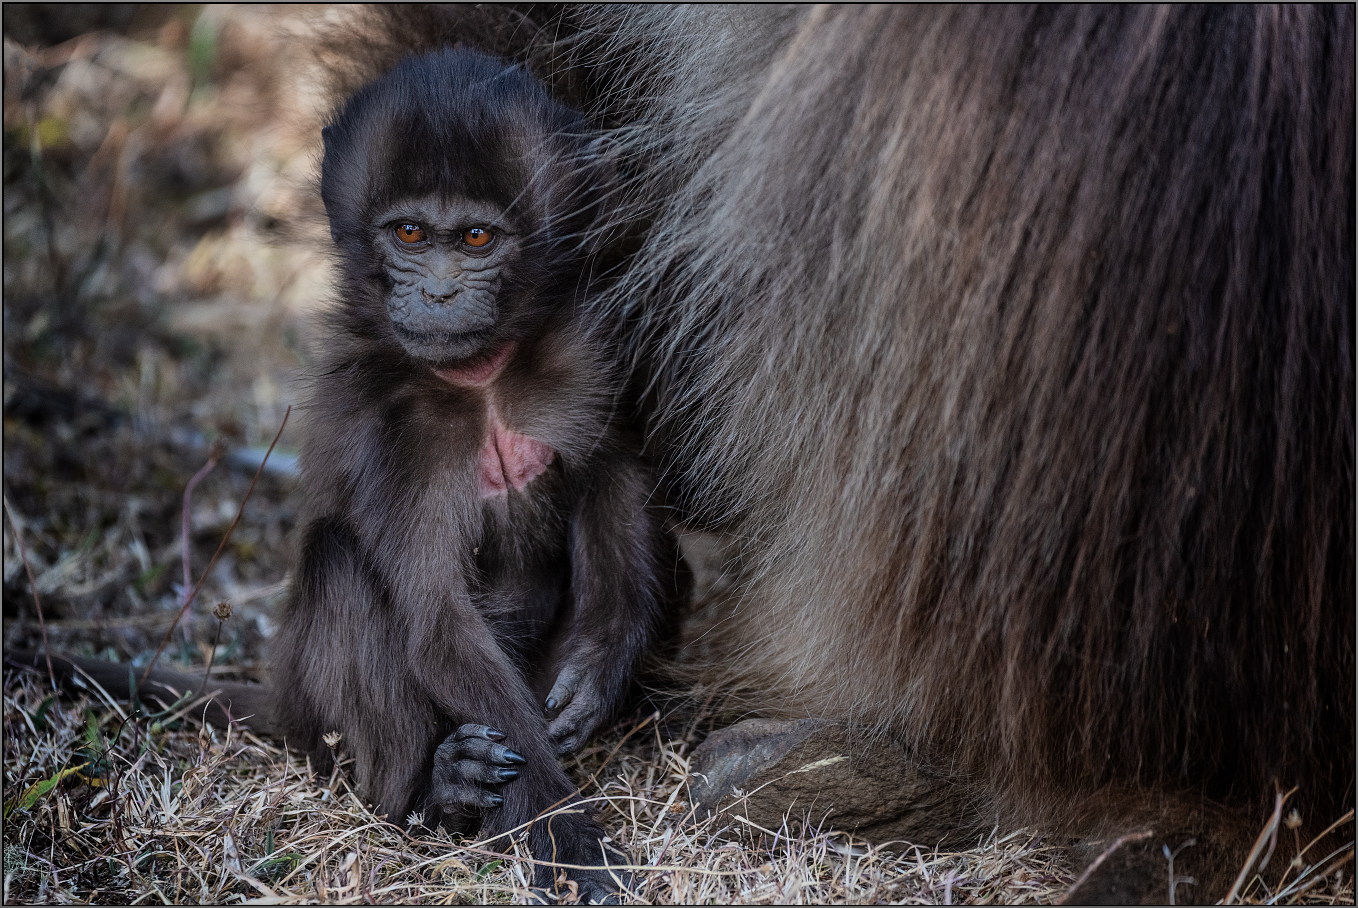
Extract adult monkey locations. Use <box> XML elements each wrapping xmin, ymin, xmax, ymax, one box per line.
<box><xmin>330</xmin><ymin>5</ymin><xmax>1356</xmax><ymax>899</ymax></box>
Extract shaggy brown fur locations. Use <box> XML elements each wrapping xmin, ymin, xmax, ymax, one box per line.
<box><xmin>603</xmin><ymin>2</ymin><xmax>1356</xmax><ymax>812</ymax></box>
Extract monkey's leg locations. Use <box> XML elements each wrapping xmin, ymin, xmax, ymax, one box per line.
<box><xmin>410</xmin><ymin>604</ymin><xmax>630</xmax><ymax>902</ymax></box>
<box><xmin>545</xmin><ymin>460</ymin><xmax>674</xmax><ymax>755</ymax></box>
<box><xmin>272</xmin><ymin>517</ymin><xmax>449</xmax><ymax>823</ymax></box>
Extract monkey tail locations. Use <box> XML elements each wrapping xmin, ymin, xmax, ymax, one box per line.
<box><xmin>5</xmin><ymin>648</ymin><xmax>279</xmax><ymax>737</ymax></box>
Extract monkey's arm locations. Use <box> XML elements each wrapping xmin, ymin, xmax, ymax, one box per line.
<box><xmin>545</xmin><ymin>457</ymin><xmax>677</xmax><ymax>754</ymax></box>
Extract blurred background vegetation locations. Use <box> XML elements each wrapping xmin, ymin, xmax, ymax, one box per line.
<box><xmin>3</xmin><ymin>4</ymin><xmax>330</xmax><ymax>671</ymax></box>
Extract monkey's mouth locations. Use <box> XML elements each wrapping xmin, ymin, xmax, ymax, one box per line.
<box><xmin>431</xmin><ymin>341</ymin><xmax>517</xmax><ymax>388</ymax></box>
<box><xmin>391</xmin><ymin>320</ymin><xmax>497</xmax><ymax>364</ymax></box>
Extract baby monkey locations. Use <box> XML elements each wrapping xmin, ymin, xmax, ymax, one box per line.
<box><xmin>275</xmin><ymin>47</ymin><xmax>680</xmax><ymax>901</ymax></box>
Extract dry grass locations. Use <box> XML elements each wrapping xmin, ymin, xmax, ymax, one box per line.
<box><xmin>3</xmin><ymin>666</ymin><xmax>1083</xmax><ymax>905</ymax></box>
<box><xmin>2</xmin><ymin>5</ymin><xmax>1352</xmax><ymax>905</ymax></box>
<box><xmin>6</xmin><ymin>664</ymin><xmax>1352</xmax><ymax>905</ymax></box>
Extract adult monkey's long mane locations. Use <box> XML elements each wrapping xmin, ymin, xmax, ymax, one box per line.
<box><xmin>328</xmin><ymin>2</ymin><xmax>1354</xmax><ymax>893</ymax></box>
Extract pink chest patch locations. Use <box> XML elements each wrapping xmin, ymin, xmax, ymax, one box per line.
<box><xmin>478</xmin><ymin>414</ymin><xmax>555</xmax><ymax>498</ymax></box>
<box><xmin>429</xmin><ymin>345</ymin><xmax>555</xmax><ymax>497</ymax></box>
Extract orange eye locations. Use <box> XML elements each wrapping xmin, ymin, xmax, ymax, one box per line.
<box><xmin>462</xmin><ymin>227</ymin><xmax>494</xmax><ymax>248</ymax></box>
<box><xmin>395</xmin><ymin>224</ymin><xmax>426</xmax><ymax>244</ymax></box>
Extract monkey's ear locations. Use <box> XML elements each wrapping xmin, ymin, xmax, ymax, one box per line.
<box><xmin>319</xmin><ymin>124</ymin><xmax>349</xmax><ymax>246</ymax></box>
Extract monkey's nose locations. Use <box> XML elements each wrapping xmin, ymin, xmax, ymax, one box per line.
<box><xmin>421</xmin><ymin>287</ymin><xmax>457</xmax><ymax>305</ymax></box>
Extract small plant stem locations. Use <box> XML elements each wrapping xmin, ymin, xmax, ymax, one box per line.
<box><xmin>198</xmin><ymin>609</ymin><xmax>228</xmax><ymax>700</ymax></box>
<box><xmin>180</xmin><ymin>446</ymin><xmax>223</xmax><ymax>640</ymax></box>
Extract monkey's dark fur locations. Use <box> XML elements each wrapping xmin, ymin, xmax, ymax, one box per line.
<box><xmin>316</xmin><ymin>4</ymin><xmax>1354</xmax><ymax>901</ymax></box>
<box><xmin>272</xmin><ymin>47</ymin><xmax>680</xmax><ymax>899</ymax></box>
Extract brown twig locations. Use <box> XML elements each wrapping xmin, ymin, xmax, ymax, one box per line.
<box><xmin>181</xmin><ymin>442</ymin><xmax>224</xmax><ymax>618</ymax></box>
<box><xmin>4</xmin><ymin>493</ymin><xmax>56</xmax><ymax>690</ymax></box>
<box><xmin>1299</xmin><ymin>809</ymin><xmax>1356</xmax><ymax>866</ymax></box>
<box><xmin>1274</xmin><ymin>807</ymin><xmax>1356</xmax><ymax>893</ymax></box>
<box><xmin>1224</xmin><ymin>786</ymin><xmax>1294</xmax><ymax>905</ymax></box>
<box><xmin>140</xmin><ymin>407</ymin><xmax>290</xmax><ymax>689</ymax></box>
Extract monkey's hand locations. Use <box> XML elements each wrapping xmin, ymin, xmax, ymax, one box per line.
<box><xmin>544</xmin><ymin>664</ymin><xmax>610</xmax><ymax>756</ymax></box>
<box><xmin>432</xmin><ymin>724</ymin><xmax>526</xmax><ymax>821</ymax></box>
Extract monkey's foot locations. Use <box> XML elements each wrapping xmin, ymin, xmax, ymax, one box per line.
<box><xmin>432</xmin><ymin>723</ymin><xmax>526</xmax><ymax>815</ymax></box>
<box><xmin>530</xmin><ymin>871</ymin><xmax>628</xmax><ymax>905</ymax></box>
<box><xmin>688</xmin><ymin>717</ymin><xmax>975</xmax><ymax>846</ymax></box>
<box><xmin>528</xmin><ymin>827</ymin><xmax>633</xmax><ymax>905</ymax></box>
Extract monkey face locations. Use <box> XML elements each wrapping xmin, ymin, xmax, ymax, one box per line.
<box><xmin>319</xmin><ymin>48</ymin><xmax>605</xmax><ymax>375</ymax></box>
<box><xmin>370</xmin><ymin>198</ymin><xmax>523</xmax><ymax>365</ymax></box>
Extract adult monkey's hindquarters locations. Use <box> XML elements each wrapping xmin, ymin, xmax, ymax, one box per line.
<box><xmin>334</xmin><ymin>4</ymin><xmax>1354</xmax><ymax>902</ymax></box>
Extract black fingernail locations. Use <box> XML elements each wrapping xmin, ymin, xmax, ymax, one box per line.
<box><xmin>485</xmin><ymin>728</ymin><xmax>506</xmax><ymax>741</ymax></box>
<box><xmin>487</xmin><ymin>794</ymin><xmax>503</xmax><ymax>807</ymax></box>
<box><xmin>497</xmin><ymin>767</ymin><xmax>519</xmax><ymax>781</ymax></box>
<box><xmin>503</xmin><ymin>748</ymin><xmax>526</xmax><ymax>765</ymax></box>
<box><xmin>544</xmin><ymin>697</ymin><xmax>557</xmax><ymax>711</ymax></box>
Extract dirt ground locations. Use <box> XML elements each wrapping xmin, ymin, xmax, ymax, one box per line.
<box><xmin>3</xmin><ymin>6</ymin><xmax>1352</xmax><ymax>905</ymax></box>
